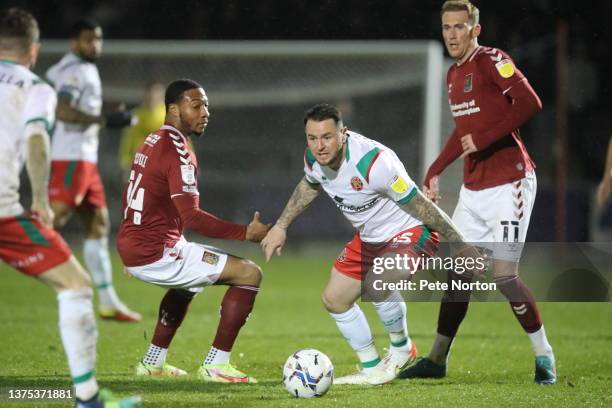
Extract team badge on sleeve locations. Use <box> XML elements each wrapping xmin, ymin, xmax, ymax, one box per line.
<box><xmin>180</xmin><ymin>164</ymin><xmax>196</xmax><ymax>185</ymax></box>
<box><xmin>495</xmin><ymin>59</ymin><xmax>515</xmax><ymax>78</ymax></box>
<box><xmin>390</xmin><ymin>175</ymin><xmax>409</xmax><ymax>194</ymax></box>
<box><xmin>351</xmin><ymin>177</ymin><xmax>363</xmax><ymax>191</ymax></box>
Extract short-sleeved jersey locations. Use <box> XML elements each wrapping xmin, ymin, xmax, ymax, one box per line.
<box><xmin>0</xmin><ymin>60</ymin><xmax>56</xmax><ymax>217</ymax></box>
<box><xmin>46</xmin><ymin>52</ymin><xmax>102</xmax><ymax>163</ymax></box>
<box><xmin>304</xmin><ymin>131</ymin><xmax>422</xmax><ymax>243</ymax></box>
<box><xmin>117</xmin><ymin>125</ymin><xmax>199</xmax><ymax>267</ymax></box>
<box><xmin>448</xmin><ymin>45</ymin><xmax>535</xmax><ymax>190</ymax></box>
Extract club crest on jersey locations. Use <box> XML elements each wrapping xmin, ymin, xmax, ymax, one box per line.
<box><xmin>463</xmin><ymin>73</ymin><xmax>473</xmax><ymax>92</ymax></box>
<box><xmin>495</xmin><ymin>59</ymin><xmax>515</xmax><ymax>78</ymax></box>
<box><xmin>202</xmin><ymin>251</ymin><xmax>219</xmax><ymax>265</ymax></box>
<box><xmin>350</xmin><ymin>176</ymin><xmax>363</xmax><ymax>191</ymax></box>
<box><xmin>180</xmin><ymin>164</ymin><xmax>195</xmax><ymax>185</ymax></box>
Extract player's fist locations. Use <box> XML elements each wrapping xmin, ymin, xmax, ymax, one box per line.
<box><xmin>104</xmin><ymin>110</ymin><xmax>135</xmax><ymax>129</ymax></box>
<box><xmin>245</xmin><ymin>211</ymin><xmax>271</xmax><ymax>243</ymax></box>
<box><xmin>423</xmin><ymin>175</ymin><xmax>441</xmax><ymax>203</ymax></box>
<box><xmin>261</xmin><ymin>224</ymin><xmax>287</xmax><ymax>262</ymax></box>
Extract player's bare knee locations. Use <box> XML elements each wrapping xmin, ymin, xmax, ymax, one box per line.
<box><xmin>492</xmin><ymin>260</ymin><xmax>519</xmax><ymax>283</ymax></box>
<box><xmin>321</xmin><ymin>290</ymin><xmax>349</xmax><ymax>314</ymax></box>
<box><xmin>228</xmin><ymin>259</ymin><xmax>262</xmax><ymax>287</ymax></box>
<box><xmin>243</xmin><ymin>261</ymin><xmax>263</xmax><ymax>287</ymax></box>
<box><xmin>40</xmin><ymin>257</ymin><xmax>92</xmax><ymax>292</ymax></box>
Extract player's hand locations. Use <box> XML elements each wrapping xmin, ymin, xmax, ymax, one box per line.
<box><xmin>261</xmin><ymin>224</ymin><xmax>287</xmax><ymax>262</ymax></box>
<box><xmin>245</xmin><ymin>211</ymin><xmax>271</xmax><ymax>243</ymax></box>
<box><xmin>423</xmin><ymin>175</ymin><xmax>441</xmax><ymax>203</ymax></box>
<box><xmin>30</xmin><ymin>200</ymin><xmax>54</xmax><ymax>229</ymax></box>
<box><xmin>460</xmin><ymin>134</ymin><xmax>478</xmax><ymax>158</ymax></box>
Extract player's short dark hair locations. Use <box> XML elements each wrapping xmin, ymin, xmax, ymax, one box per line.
<box><xmin>69</xmin><ymin>18</ymin><xmax>100</xmax><ymax>39</ymax></box>
<box><xmin>165</xmin><ymin>78</ymin><xmax>203</xmax><ymax>111</ymax></box>
<box><xmin>0</xmin><ymin>7</ymin><xmax>39</xmax><ymax>53</ymax></box>
<box><xmin>304</xmin><ymin>103</ymin><xmax>343</xmax><ymax>127</ymax></box>
<box><xmin>441</xmin><ymin>0</ymin><xmax>480</xmax><ymax>27</ymax></box>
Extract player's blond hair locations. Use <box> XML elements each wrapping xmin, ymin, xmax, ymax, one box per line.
<box><xmin>441</xmin><ymin>1</ymin><xmax>480</xmax><ymax>28</ymax></box>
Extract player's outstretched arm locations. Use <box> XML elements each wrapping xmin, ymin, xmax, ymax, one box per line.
<box><xmin>261</xmin><ymin>177</ymin><xmax>321</xmax><ymax>261</ymax></box>
<box><xmin>25</xmin><ymin>123</ymin><xmax>54</xmax><ymax>228</ymax></box>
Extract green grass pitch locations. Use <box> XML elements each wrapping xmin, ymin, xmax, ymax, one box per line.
<box><xmin>0</xmin><ymin>251</ymin><xmax>610</xmax><ymax>407</ymax></box>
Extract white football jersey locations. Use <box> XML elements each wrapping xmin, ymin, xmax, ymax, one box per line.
<box><xmin>0</xmin><ymin>60</ymin><xmax>56</xmax><ymax>217</ymax></box>
<box><xmin>46</xmin><ymin>52</ymin><xmax>102</xmax><ymax>163</ymax></box>
<box><xmin>304</xmin><ymin>131</ymin><xmax>422</xmax><ymax>243</ymax></box>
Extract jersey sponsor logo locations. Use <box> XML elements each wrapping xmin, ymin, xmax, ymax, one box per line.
<box><xmin>463</xmin><ymin>73</ymin><xmax>473</xmax><ymax>92</ymax></box>
<box><xmin>180</xmin><ymin>164</ymin><xmax>196</xmax><ymax>185</ymax></box>
<box><xmin>350</xmin><ymin>176</ymin><xmax>363</xmax><ymax>191</ymax></box>
<box><xmin>390</xmin><ymin>175</ymin><xmax>409</xmax><ymax>194</ymax></box>
<box><xmin>202</xmin><ymin>251</ymin><xmax>220</xmax><ymax>265</ymax></box>
<box><xmin>495</xmin><ymin>59</ymin><xmax>515</xmax><ymax>78</ymax></box>
<box><xmin>450</xmin><ymin>99</ymin><xmax>481</xmax><ymax>117</ymax></box>
<box><xmin>334</xmin><ymin>196</ymin><xmax>380</xmax><ymax>214</ymax></box>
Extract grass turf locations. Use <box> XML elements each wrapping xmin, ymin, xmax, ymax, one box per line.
<box><xmin>0</xmin><ymin>252</ymin><xmax>610</xmax><ymax>407</ymax></box>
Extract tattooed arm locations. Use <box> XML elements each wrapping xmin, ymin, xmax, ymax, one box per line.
<box><xmin>400</xmin><ymin>189</ymin><xmax>469</xmax><ymax>249</ymax></box>
<box><xmin>261</xmin><ymin>177</ymin><xmax>321</xmax><ymax>260</ymax></box>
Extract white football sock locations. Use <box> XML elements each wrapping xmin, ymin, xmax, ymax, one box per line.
<box><xmin>83</xmin><ymin>238</ymin><xmax>122</xmax><ymax>310</ymax></box>
<box><xmin>143</xmin><ymin>344</ymin><xmax>168</xmax><ymax>367</ymax></box>
<box><xmin>204</xmin><ymin>347</ymin><xmax>230</xmax><ymax>365</ymax></box>
<box><xmin>373</xmin><ymin>291</ymin><xmax>411</xmax><ymax>352</ymax></box>
<box><xmin>528</xmin><ymin>325</ymin><xmax>553</xmax><ymax>356</ymax></box>
<box><xmin>330</xmin><ymin>304</ymin><xmax>380</xmax><ymax>370</ymax></box>
<box><xmin>58</xmin><ymin>288</ymin><xmax>99</xmax><ymax>401</ymax></box>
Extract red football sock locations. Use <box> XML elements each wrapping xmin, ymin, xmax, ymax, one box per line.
<box><xmin>212</xmin><ymin>286</ymin><xmax>259</xmax><ymax>351</ymax></box>
<box><xmin>152</xmin><ymin>289</ymin><xmax>195</xmax><ymax>348</ymax></box>
<box><xmin>437</xmin><ymin>272</ymin><xmax>472</xmax><ymax>338</ymax></box>
<box><xmin>495</xmin><ymin>276</ymin><xmax>542</xmax><ymax>333</ymax></box>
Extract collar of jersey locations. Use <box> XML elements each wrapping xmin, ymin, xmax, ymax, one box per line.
<box><xmin>0</xmin><ymin>59</ymin><xmax>18</xmax><ymax>65</ymax></box>
<box><xmin>160</xmin><ymin>124</ymin><xmax>186</xmax><ymax>140</ymax></box>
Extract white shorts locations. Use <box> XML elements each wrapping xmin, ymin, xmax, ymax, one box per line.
<box><xmin>452</xmin><ymin>171</ymin><xmax>536</xmax><ymax>262</ymax></box>
<box><xmin>125</xmin><ymin>236</ymin><xmax>228</xmax><ymax>293</ymax></box>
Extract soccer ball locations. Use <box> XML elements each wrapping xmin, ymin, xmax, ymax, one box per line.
<box><xmin>282</xmin><ymin>349</ymin><xmax>334</xmax><ymax>398</ymax></box>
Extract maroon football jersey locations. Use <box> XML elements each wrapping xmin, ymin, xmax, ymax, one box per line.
<box><xmin>447</xmin><ymin>46</ymin><xmax>536</xmax><ymax>190</ymax></box>
<box><xmin>117</xmin><ymin>125</ymin><xmax>199</xmax><ymax>266</ymax></box>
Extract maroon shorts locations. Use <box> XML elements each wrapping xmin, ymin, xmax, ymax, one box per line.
<box><xmin>0</xmin><ymin>213</ymin><xmax>72</xmax><ymax>276</ymax></box>
<box><xmin>49</xmin><ymin>160</ymin><xmax>107</xmax><ymax>208</ymax></box>
<box><xmin>334</xmin><ymin>225</ymin><xmax>440</xmax><ymax>280</ymax></box>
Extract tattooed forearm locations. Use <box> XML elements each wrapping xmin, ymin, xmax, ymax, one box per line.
<box><xmin>400</xmin><ymin>189</ymin><xmax>466</xmax><ymax>244</ymax></box>
<box><xmin>276</xmin><ymin>177</ymin><xmax>321</xmax><ymax>229</ymax></box>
